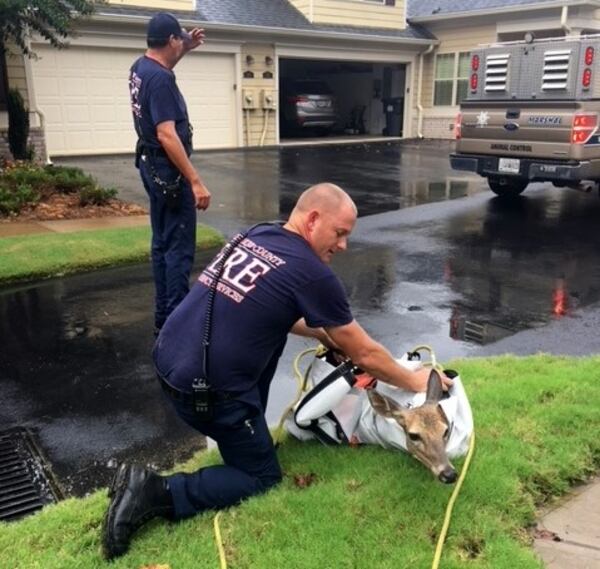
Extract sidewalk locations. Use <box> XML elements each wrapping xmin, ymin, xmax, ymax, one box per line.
<box><xmin>534</xmin><ymin>477</ymin><xmax>600</xmax><ymax>568</ymax></box>
<box><xmin>0</xmin><ymin>215</ymin><xmax>150</xmax><ymax>238</ymax></box>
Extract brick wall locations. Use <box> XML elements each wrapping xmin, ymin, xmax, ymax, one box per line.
<box><xmin>421</xmin><ymin>117</ymin><xmax>455</xmax><ymax>140</ymax></box>
<box><xmin>0</xmin><ymin>127</ymin><xmax>48</xmax><ymax>163</ymax></box>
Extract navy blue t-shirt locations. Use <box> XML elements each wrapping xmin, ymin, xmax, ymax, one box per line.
<box><xmin>129</xmin><ymin>56</ymin><xmax>192</xmax><ymax>153</ymax></box>
<box><xmin>154</xmin><ymin>224</ymin><xmax>353</xmax><ymax>405</ymax></box>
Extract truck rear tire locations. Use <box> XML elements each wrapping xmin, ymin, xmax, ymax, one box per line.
<box><xmin>487</xmin><ymin>176</ymin><xmax>528</xmax><ymax>198</ymax></box>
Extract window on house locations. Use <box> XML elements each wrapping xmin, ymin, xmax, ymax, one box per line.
<box><xmin>0</xmin><ymin>52</ymin><xmax>8</xmax><ymax>110</ymax></box>
<box><xmin>434</xmin><ymin>52</ymin><xmax>470</xmax><ymax>106</ymax></box>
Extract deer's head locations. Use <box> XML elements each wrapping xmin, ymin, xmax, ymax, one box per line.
<box><xmin>367</xmin><ymin>370</ymin><xmax>457</xmax><ymax>484</ymax></box>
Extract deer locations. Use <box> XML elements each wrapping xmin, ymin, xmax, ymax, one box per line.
<box><xmin>286</xmin><ymin>350</ymin><xmax>473</xmax><ymax>484</ymax></box>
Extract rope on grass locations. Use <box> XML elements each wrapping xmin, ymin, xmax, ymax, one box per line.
<box><xmin>213</xmin><ymin>511</ymin><xmax>227</xmax><ymax>569</ymax></box>
<box><xmin>431</xmin><ymin>432</ymin><xmax>476</xmax><ymax>569</ymax></box>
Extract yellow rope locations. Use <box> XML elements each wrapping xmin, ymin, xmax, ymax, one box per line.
<box><xmin>273</xmin><ymin>346</ymin><xmax>321</xmax><ymax>446</ymax></box>
<box><xmin>213</xmin><ymin>511</ymin><xmax>227</xmax><ymax>569</ymax></box>
<box><xmin>431</xmin><ymin>432</ymin><xmax>476</xmax><ymax>569</ymax></box>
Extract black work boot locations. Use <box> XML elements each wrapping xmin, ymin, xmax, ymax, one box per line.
<box><xmin>102</xmin><ymin>463</ymin><xmax>174</xmax><ymax>560</ymax></box>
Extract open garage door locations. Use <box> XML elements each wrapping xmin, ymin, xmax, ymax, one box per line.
<box><xmin>31</xmin><ymin>45</ymin><xmax>237</xmax><ymax>156</ymax></box>
<box><xmin>279</xmin><ymin>58</ymin><xmax>406</xmax><ymax>141</ymax></box>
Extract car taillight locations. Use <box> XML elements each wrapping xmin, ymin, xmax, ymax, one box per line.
<box><xmin>582</xmin><ymin>68</ymin><xmax>592</xmax><ymax>89</ymax></box>
<box><xmin>470</xmin><ymin>73</ymin><xmax>478</xmax><ymax>91</ymax></box>
<box><xmin>471</xmin><ymin>55</ymin><xmax>479</xmax><ymax>71</ymax></box>
<box><xmin>585</xmin><ymin>46</ymin><xmax>594</xmax><ymax>66</ymax></box>
<box><xmin>571</xmin><ymin>112</ymin><xmax>598</xmax><ymax>144</ymax></box>
<box><xmin>454</xmin><ymin>112</ymin><xmax>462</xmax><ymax>140</ymax></box>
<box><xmin>290</xmin><ymin>96</ymin><xmax>309</xmax><ymax>103</ymax></box>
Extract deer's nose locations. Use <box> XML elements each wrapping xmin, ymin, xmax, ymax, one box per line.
<box><xmin>438</xmin><ymin>467</ymin><xmax>457</xmax><ymax>484</ymax></box>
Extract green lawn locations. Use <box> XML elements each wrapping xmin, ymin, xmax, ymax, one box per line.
<box><xmin>0</xmin><ymin>224</ymin><xmax>224</xmax><ymax>284</ymax></box>
<box><xmin>0</xmin><ymin>355</ymin><xmax>598</xmax><ymax>568</ymax></box>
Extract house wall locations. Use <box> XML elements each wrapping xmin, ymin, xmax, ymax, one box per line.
<box><xmin>241</xmin><ymin>43</ymin><xmax>278</xmax><ymax>146</ymax></box>
<box><xmin>0</xmin><ymin>51</ymin><xmax>46</xmax><ymax>161</ymax></box>
<box><xmin>419</xmin><ymin>22</ymin><xmax>496</xmax><ymax>139</ymax></box>
<box><xmin>288</xmin><ymin>0</ymin><xmax>406</xmax><ymax>30</ymax></box>
<box><xmin>107</xmin><ymin>0</ymin><xmax>194</xmax><ymax>11</ymax></box>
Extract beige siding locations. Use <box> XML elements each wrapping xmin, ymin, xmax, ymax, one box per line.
<box><xmin>241</xmin><ymin>43</ymin><xmax>277</xmax><ymax>147</ymax></box>
<box><xmin>288</xmin><ymin>0</ymin><xmax>312</xmax><ymax>16</ymax></box>
<box><xmin>289</xmin><ymin>0</ymin><xmax>406</xmax><ymax>30</ymax></box>
<box><xmin>6</xmin><ymin>52</ymin><xmax>28</xmax><ymax>100</ymax></box>
<box><xmin>421</xmin><ymin>23</ymin><xmax>496</xmax><ymax>110</ymax></box>
<box><xmin>107</xmin><ymin>0</ymin><xmax>193</xmax><ymax>10</ymax></box>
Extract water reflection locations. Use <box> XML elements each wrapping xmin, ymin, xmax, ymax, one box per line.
<box><xmin>0</xmin><ymin>257</ymin><xmax>217</xmax><ymax>496</ymax></box>
<box><xmin>444</xmin><ymin>191</ymin><xmax>600</xmax><ymax>344</ymax></box>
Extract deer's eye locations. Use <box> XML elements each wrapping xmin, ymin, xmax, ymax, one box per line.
<box><xmin>443</xmin><ymin>428</ymin><xmax>449</xmax><ymax>439</ymax></box>
<box><xmin>408</xmin><ymin>432</ymin><xmax>421</xmax><ymax>442</ymax></box>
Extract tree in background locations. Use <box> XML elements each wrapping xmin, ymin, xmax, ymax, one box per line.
<box><xmin>0</xmin><ymin>0</ymin><xmax>102</xmax><ymax>57</ymax></box>
<box><xmin>0</xmin><ymin>1</ymin><xmax>102</xmax><ymax>160</ymax></box>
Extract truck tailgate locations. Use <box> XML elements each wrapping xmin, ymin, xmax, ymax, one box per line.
<box><xmin>457</xmin><ymin>101</ymin><xmax>591</xmax><ymax>160</ymax></box>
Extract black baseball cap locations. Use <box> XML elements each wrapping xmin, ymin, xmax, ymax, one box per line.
<box><xmin>147</xmin><ymin>12</ymin><xmax>191</xmax><ymax>42</ymax></box>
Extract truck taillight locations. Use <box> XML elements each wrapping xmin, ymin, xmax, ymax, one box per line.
<box><xmin>585</xmin><ymin>46</ymin><xmax>594</xmax><ymax>65</ymax></box>
<box><xmin>571</xmin><ymin>112</ymin><xmax>598</xmax><ymax>144</ymax></box>
<box><xmin>471</xmin><ymin>55</ymin><xmax>479</xmax><ymax>71</ymax></box>
<box><xmin>470</xmin><ymin>73</ymin><xmax>478</xmax><ymax>91</ymax></box>
<box><xmin>454</xmin><ymin>113</ymin><xmax>462</xmax><ymax>140</ymax></box>
<box><xmin>582</xmin><ymin>68</ymin><xmax>592</xmax><ymax>89</ymax></box>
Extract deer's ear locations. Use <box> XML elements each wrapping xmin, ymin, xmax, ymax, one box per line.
<box><xmin>425</xmin><ymin>369</ymin><xmax>444</xmax><ymax>404</ymax></box>
<box><xmin>367</xmin><ymin>390</ymin><xmax>403</xmax><ymax>419</ymax></box>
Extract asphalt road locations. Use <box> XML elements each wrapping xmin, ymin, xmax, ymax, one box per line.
<box><xmin>1</xmin><ymin>140</ymin><xmax>598</xmax><ymax>497</ymax></box>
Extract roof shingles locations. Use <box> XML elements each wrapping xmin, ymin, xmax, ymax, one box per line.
<box><xmin>99</xmin><ymin>0</ymin><xmax>433</xmax><ymax>41</ymax></box>
<box><xmin>407</xmin><ymin>0</ymin><xmax>566</xmax><ymax>19</ymax></box>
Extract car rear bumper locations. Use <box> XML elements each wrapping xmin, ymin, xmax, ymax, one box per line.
<box><xmin>450</xmin><ymin>153</ymin><xmax>599</xmax><ymax>181</ymax></box>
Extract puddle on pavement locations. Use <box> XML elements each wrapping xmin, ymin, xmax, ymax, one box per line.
<box><xmin>5</xmin><ymin>145</ymin><xmax>600</xmax><ymax>497</ymax></box>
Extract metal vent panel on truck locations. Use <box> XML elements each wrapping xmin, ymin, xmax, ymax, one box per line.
<box><xmin>542</xmin><ymin>49</ymin><xmax>571</xmax><ymax>90</ymax></box>
<box><xmin>485</xmin><ymin>53</ymin><xmax>510</xmax><ymax>92</ymax></box>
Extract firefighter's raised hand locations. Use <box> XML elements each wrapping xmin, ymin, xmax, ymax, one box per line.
<box><xmin>184</xmin><ymin>28</ymin><xmax>205</xmax><ymax>51</ymax></box>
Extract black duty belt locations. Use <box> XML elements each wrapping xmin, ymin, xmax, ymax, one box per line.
<box><xmin>157</xmin><ymin>374</ymin><xmax>240</xmax><ymax>405</ymax></box>
<box><xmin>143</xmin><ymin>146</ymin><xmax>170</xmax><ymax>160</ymax></box>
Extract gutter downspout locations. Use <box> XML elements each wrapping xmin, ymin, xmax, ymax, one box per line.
<box><xmin>561</xmin><ymin>5</ymin><xmax>572</xmax><ymax>35</ymax></box>
<box><xmin>22</xmin><ymin>34</ymin><xmax>52</xmax><ymax>164</ymax></box>
<box><xmin>417</xmin><ymin>44</ymin><xmax>435</xmax><ymax>138</ymax></box>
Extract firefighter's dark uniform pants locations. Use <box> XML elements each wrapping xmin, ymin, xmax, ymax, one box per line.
<box><xmin>140</xmin><ymin>157</ymin><xmax>196</xmax><ymax>330</ymax></box>
<box><xmin>165</xmin><ymin>397</ymin><xmax>283</xmax><ymax>518</ymax></box>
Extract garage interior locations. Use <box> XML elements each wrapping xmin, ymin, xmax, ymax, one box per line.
<box><xmin>278</xmin><ymin>58</ymin><xmax>406</xmax><ymax>141</ymax></box>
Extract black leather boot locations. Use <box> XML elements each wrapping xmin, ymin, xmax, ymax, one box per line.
<box><xmin>102</xmin><ymin>463</ymin><xmax>174</xmax><ymax>560</ymax></box>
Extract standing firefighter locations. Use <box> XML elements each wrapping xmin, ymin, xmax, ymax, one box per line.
<box><xmin>129</xmin><ymin>12</ymin><xmax>211</xmax><ymax>335</ymax></box>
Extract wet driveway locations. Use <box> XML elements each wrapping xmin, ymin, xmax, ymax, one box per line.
<box><xmin>2</xmin><ymin>141</ymin><xmax>600</xmax><ymax>497</ymax></box>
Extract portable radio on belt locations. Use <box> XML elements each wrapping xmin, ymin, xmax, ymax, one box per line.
<box><xmin>194</xmin><ymin>221</ymin><xmax>283</xmax><ymax>420</ymax></box>
<box><xmin>191</xmin><ymin>377</ymin><xmax>213</xmax><ymax>420</ymax></box>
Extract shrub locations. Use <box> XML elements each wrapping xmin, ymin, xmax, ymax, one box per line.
<box><xmin>47</xmin><ymin>168</ymin><xmax>96</xmax><ymax>194</ymax></box>
<box><xmin>0</xmin><ymin>183</ymin><xmax>40</xmax><ymax>215</ymax></box>
<box><xmin>2</xmin><ymin>166</ymin><xmax>54</xmax><ymax>189</ymax></box>
<box><xmin>7</xmin><ymin>89</ymin><xmax>31</xmax><ymax>161</ymax></box>
<box><xmin>79</xmin><ymin>186</ymin><xmax>118</xmax><ymax>206</ymax></box>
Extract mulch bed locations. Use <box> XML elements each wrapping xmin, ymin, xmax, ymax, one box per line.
<box><xmin>0</xmin><ymin>193</ymin><xmax>147</xmax><ymax>223</ymax></box>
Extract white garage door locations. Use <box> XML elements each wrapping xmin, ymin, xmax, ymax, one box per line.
<box><xmin>31</xmin><ymin>44</ymin><xmax>237</xmax><ymax>156</ymax></box>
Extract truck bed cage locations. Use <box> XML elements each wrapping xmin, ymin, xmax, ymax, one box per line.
<box><xmin>480</xmin><ymin>33</ymin><xmax>600</xmax><ymax>49</ymax></box>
